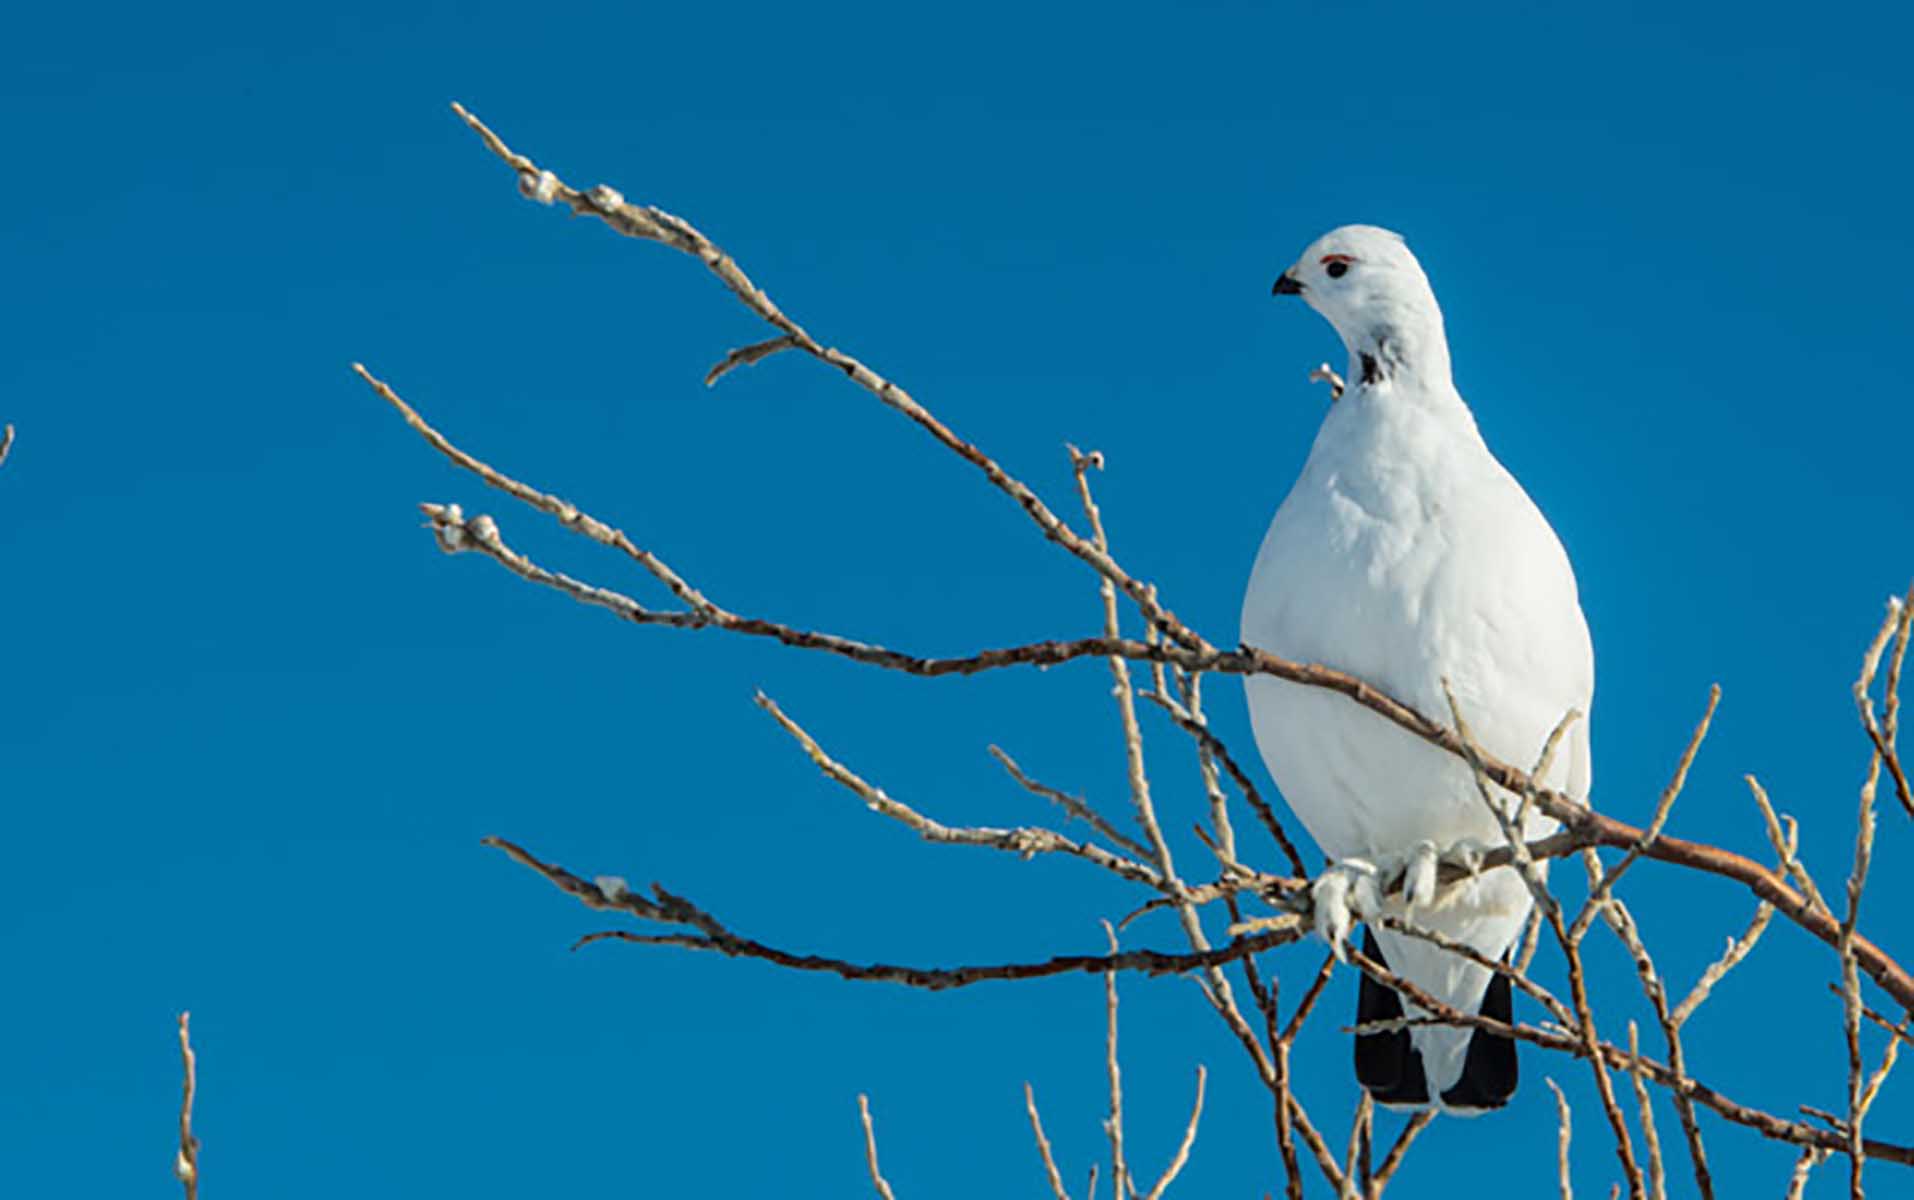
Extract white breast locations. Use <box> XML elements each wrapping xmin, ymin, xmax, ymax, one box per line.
<box><xmin>1240</xmin><ymin>386</ymin><xmax>1593</xmax><ymax>863</ymax></box>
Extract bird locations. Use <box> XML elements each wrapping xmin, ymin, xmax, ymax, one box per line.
<box><xmin>1240</xmin><ymin>225</ymin><xmax>1594</xmax><ymax>1113</ymax></box>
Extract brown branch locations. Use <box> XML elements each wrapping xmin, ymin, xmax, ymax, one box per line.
<box><xmin>1368</xmin><ymin>1110</ymin><xmax>1435</xmax><ymax>1197</ymax></box>
<box><xmin>1282</xmin><ymin>1094</ymin><xmax>1353</xmax><ymax>1199</ymax></box>
<box><xmin>1343</xmin><ymin>945</ymin><xmax>1914</xmax><ymax>1168</ymax></box>
<box><xmin>1343</xmin><ymin>1092</ymin><xmax>1371</xmax><ymax>1195</ymax></box>
<box><xmin>175</xmin><ymin>1013</ymin><xmax>199</xmax><ymax>1200</ymax></box>
<box><xmin>0</xmin><ymin>423</ymin><xmax>13</xmax><ymax>468</ymax></box>
<box><xmin>488</xmin><ymin>835</ymin><xmax>1302</xmax><ymax>987</ymax></box>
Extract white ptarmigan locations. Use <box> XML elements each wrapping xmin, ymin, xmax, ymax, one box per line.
<box><xmin>1242</xmin><ymin>225</ymin><xmax>1593</xmax><ymax>1113</ymax></box>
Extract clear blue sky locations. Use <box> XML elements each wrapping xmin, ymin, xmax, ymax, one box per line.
<box><xmin>4</xmin><ymin>2</ymin><xmax>1911</xmax><ymax>1196</ymax></box>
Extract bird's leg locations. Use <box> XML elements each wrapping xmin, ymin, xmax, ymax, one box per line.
<box><xmin>1310</xmin><ymin>858</ymin><xmax>1381</xmax><ymax>960</ymax></box>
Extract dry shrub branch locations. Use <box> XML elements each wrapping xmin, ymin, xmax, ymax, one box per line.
<box><xmin>361</xmin><ymin>105</ymin><xmax>1914</xmax><ymax>1198</ymax></box>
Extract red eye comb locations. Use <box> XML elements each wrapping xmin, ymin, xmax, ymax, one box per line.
<box><xmin>1320</xmin><ymin>253</ymin><xmax>1356</xmax><ymax>265</ymax></box>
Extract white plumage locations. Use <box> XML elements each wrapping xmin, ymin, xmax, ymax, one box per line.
<box><xmin>1242</xmin><ymin>225</ymin><xmax>1593</xmax><ymax>1112</ymax></box>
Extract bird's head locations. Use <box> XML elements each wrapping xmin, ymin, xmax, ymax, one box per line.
<box><xmin>1273</xmin><ymin>225</ymin><xmax>1450</xmax><ymax>389</ymax></box>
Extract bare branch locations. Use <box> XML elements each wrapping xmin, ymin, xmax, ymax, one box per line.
<box><xmin>989</xmin><ymin>745</ymin><xmax>1150</xmax><ymax>858</ymax></box>
<box><xmin>1787</xmin><ymin>1145</ymin><xmax>1831</xmax><ymax>1200</ymax></box>
<box><xmin>490</xmin><ymin>835</ymin><xmax>1304</xmax><ymax>990</ymax></box>
<box><xmin>1547</xmin><ymin>1077</ymin><xmax>1575</xmax><ymax>1200</ymax></box>
<box><xmin>1141</xmin><ymin>1066</ymin><xmax>1206</xmax><ymax>1200</ymax></box>
<box><xmin>1141</xmin><ymin>678</ymin><xmax>1309</xmax><ymax>876</ymax></box>
<box><xmin>407</xmin><ymin>105</ymin><xmax>1914</xmax><ymax>1198</ymax></box>
<box><xmin>1344</xmin><ymin>945</ymin><xmax>1914</xmax><ymax>1167</ymax></box>
<box><xmin>446</xmin><ymin>102</ymin><xmax>1203</xmax><ymax>649</ymax></box>
<box><xmin>704</xmin><ymin>334</ymin><xmax>799</xmax><ymax>387</ymax></box>
<box><xmin>355</xmin><ymin>364</ymin><xmax>722</xmax><ymax>619</ymax></box>
<box><xmin>1571</xmin><ymin>685</ymin><xmax>1720</xmax><ymax>937</ymax></box>
<box><xmin>1025</xmin><ymin>1083</ymin><xmax>1072</xmax><ymax>1200</ymax></box>
<box><xmin>1103</xmin><ymin>923</ymin><xmax>1128</xmax><ymax>1200</ymax></box>
<box><xmin>381</xmin><ymin>369</ymin><xmax>1914</xmax><ymax>1015</ymax></box>
<box><xmin>0</xmin><ymin>423</ymin><xmax>13</xmax><ymax>468</ymax></box>
<box><xmin>1856</xmin><ymin>594</ymin><xmax>1913</xmax><ymax>820</ymax></box>
<box><xmin>1369</xmin><ymin>1110</ymin><xmax>1436</xmax><ymax>1197</ymax></box>
<box><xmin>1377</xmin><ymin>912</ymin><xmax>1573</xmax><ymax>1028</ymax></box>
<box><xmin>1626</xmin><ymin>1023</ymin><xmax>1668</xmax><ymax>1200</ymax></box>
<box><xmin>858</xmin><ymin>1095</ymin><xmax>900</xmax><ymax>1200</ymax></box>
<box><xmin>1670</xmin><ymin>900</ymin><xmax>1774</xmax><ymax>1027</ymax></box>
<box><xmin>175</xmin><ymin>1013</ymin><xmax>199</xmax><ymax>1200</ymax></box>
<box><xmin>1447</xmin><ymin>688</ymin><xmax>1644</xmax><ymax>1200</ymax></box>
<box><xmin>1342</xmin><ymin>1092</ymin><xmax>1371</xmax><ymax>1194</ymax></box>
<box><xmin>757</xmin><ymin>692</ymin><xmax>1164</xmax><ymax>888</ymax></box>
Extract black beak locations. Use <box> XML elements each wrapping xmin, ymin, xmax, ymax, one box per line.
<box><xmin>1272</xmin><ymin>271</ymin><xmax>1303</xmax><ymax>296</ymax></box>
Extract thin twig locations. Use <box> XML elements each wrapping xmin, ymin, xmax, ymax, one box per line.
<box><xmin>1448</xmin><ymin>687</ymin><xmax>1645</xmax><ymax>1200</ymax></box>
<box><xmin>1787</xmin><ymin>1146</ymin><xmax>1830</xmax><ymax>1200</ymax></box>
<box><xmin>1142</xmin><ymin>1066</ymin><xmax>1206</xmax><ymax>1200</ymax></box>
<box><xmin>1571</xmin><ymin>686</ymin><xmax>1720</xmax><ymax>938</ymax></box>
<box><xmin>1369</xmin><ymin>1110</ymin><xmax>1435</xmax><ymax>1197</ymax></box>
<box><xmin>1103</xmin><ymin>922</ymin><xmax>1128</xmax><ymax>1200</ymax></box>
<box><xmin>989</xmin><ymin>745</ymin><xmax>1150</xmax><ymax>858</ymax></box>
<box><xmin>176</xmin><ymin>1013</ymin><xmax>199</xmax><ymax>1200</ymax></box>
<box><xmin>1670</xmin><ymin>900</ymin><xmax>1775</xmax><ymax>1027</ymax></box>
<box><xmin>1025</xmin><ymin>1083</ymin><xmax>1072</xmax><ymax>1200</ymax></box>
<box><xmin>703</xmin><ymin>334</ymin><xmax>799</xmax><ymax>386</ymax></box>
<box><xmin>1070</xmin><ymin>447</ymin><xmax>1275</xmax><ymax>1090</ymax></box>
<box><xmin>1342</xmin><ymin>944</ymin><xmax>1914</xmax><ymax>1167</ymax></box>
<box><xmin>1627</xmin><ymin>1023</ymin><xmax>1668</xmax><ymax>1200</ymax></box>
<box><xmin>857</xmin><ymin>1095</ymin><xmax>899</xmax><ymax>1200</ymax></box>
<box><xmin>1547</xmin><ymin>1077</ymin><xmax>1575</xmax><ymax>1200</ymax></box>
<box><xmin>1841</xmin><ymin>600</ymin><xmax>1901</xmax><ymax>1199</ymax></box>
<box><xmin>757</xmin><ymin>692</ymin><xmax>1164</xmax><ymax>888</ymax></box>
<box><xmin>447</xmin><ymin>103</ymin><xmax>1203</xmax><ymax>649</ymax></box>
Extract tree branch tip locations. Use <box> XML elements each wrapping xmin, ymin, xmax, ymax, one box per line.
<box><xmin>1065</xmin><ymin>443</ymin><xmax>1105</xmax><ymax>472</ymax></box>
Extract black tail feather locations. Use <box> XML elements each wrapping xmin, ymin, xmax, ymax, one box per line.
<box><xmin>1356</xmin><ymin>929</ymin><xmax>1519</xmax><ymax>1111</ymax></box>
<box><xmin>1354</xmin><ymin>929</ymin><xmax>1429</xmax><ymax>1106</ymax></box>
<box><xmin>1439</xmin><ymin>958</ymin><xmax>1518</xmax><ymax>1111</ymax></box>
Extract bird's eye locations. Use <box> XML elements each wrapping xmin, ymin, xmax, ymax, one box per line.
<box><xmin>1325</xmin><ymin>260</ymin><xmax>1349</xmax><ymax>279</ymax></box>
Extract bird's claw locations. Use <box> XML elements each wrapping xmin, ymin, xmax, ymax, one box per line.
<box><xmin>1441</xmin><ymin>838</ymin><xmax>1490</xmax><ymax>877</ymax></box>
<box><xmin>1311</xmin><ymin>859</ymin><xmax>1381</xmax><ymax>960</ymax></box>
<box><xmin>1403</xmin><ymin>840</ymin><xmax>1440</xmax><ymax>909</ymax></box>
